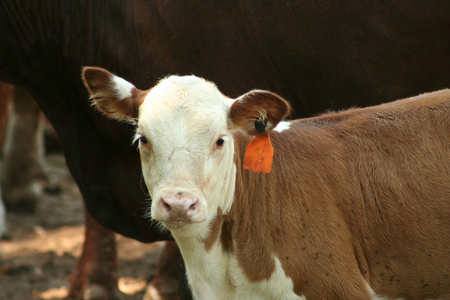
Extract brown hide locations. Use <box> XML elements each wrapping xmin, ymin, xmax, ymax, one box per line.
<box><xmin>213</xmin><ymin>90</ymin><xmax>450</xmax><ymax>299</ymax></box>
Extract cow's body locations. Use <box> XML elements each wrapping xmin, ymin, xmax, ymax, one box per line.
<box><xmin>1</xmin><ymin>1</ymin><xmax>448</xmax><ymax>242</ymax></box>
<box><xmin>84</xmin><ymin>67</ymin><xmax>449</xmax><ymax>299</ymax></box>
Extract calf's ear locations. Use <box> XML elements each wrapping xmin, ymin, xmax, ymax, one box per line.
<box><xmin>229</xmin><ymin>90</ymin><xmax>290</xmax><ymax>136</ymax></box>
<box><xmin>229</xmin><ymin>90</ymin><xmax>290</xmax><ymax>173</ymax></box>
<box><xmin>82</xmin><ymin>67</ymin><xmax>147</xmax><ymax>121</ymax></box>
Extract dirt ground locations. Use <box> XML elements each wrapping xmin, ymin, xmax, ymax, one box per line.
<box><xmin>0</xmin><ymin>153</ymin><xmax>166</xmax><ymax>300</ymax></box>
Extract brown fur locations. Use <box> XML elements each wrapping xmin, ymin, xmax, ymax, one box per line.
<box><xmin>207</xmin><ymin>90</ymin><xmax>450</xmax><ymax>299</ymax></box>
<box><xmin>203</xmin><ymin>208</ymin><xmax>225</xmax><ymax>252</ymax></box>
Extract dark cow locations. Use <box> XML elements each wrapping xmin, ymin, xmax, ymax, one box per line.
<box><xmin>0</xmin><ymin>1</ymin><xmax>449</xmax><ymax>298</ymax></box>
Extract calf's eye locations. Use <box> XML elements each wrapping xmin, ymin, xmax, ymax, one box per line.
<box><xmin>140</xmin><ymin>136</ymin><xmax>148</xmax><ymax>145</ymax></box>
<box><xmin>213</xmin><ymin>135</ymin><xmax>228</xmax><ymax>151</ymax></box>
<box><xmin>216</xmin><ymin>138</ymin><xmax>225</xmax><ymax>147</ymax></box>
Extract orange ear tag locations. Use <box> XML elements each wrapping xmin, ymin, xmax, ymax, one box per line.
<box><xmin>243</xmin><ymin>134</ymin><xmax>274</xmax><ymax>174</ymax></box>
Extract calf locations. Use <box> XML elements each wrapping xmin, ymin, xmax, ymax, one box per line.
<box><xmin>83</xmin><ymin>66</ymin><xmax>450</xmax><ymax>300</ymax></box>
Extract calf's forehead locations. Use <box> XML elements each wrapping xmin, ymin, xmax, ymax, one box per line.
<box><xmin>138</xmin><ymin>75</ymin><xmax>231</xmax><ymax>139</ymax></box>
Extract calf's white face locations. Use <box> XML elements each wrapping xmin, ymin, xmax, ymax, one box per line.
<box><xmin>82</xmin><ymin>67</ymin><xmax>289</xmax><ymax>232</ymax></box>
<box><xmin>136</xmin><ymin>76</ymin><xmax>237</xmax><ymax>230</ymax></box>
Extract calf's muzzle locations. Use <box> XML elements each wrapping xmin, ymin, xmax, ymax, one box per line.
<box><xmin>159</xmin><ymin>193</ymin><xmax>199</xmax><ymax>224</ymax></box>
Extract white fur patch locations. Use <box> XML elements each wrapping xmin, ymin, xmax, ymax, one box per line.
<box><xmin>112</xmin><ymin>75</ymin><xmax>134</xmax><ymax>99</ymax></box>
<box><xmin>183</xmin><ymin>244</ymin><xmax>306</xmax><ymax>300</ymax></box>
<box><xmin>274</xmin><ymin>121</ymin><xmax>291</xmax><ymax>132</ymax></box>
<box><xmin>232</xmin><ymin>257</ymin><xmax>306</xmax><ymax>300</ymax></box>
<box><xmin>366</xmin><ymin>284</ymin><xmax>404</xmax><ymax>300</ymax></box>
<box><xmin>228</xmin><ymin>256</ymin><xmax>306</xmax><ymax>300</ymax></box>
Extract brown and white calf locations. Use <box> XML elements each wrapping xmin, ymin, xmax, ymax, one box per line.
<box><xmin>82</xmin><ymin>66</ymin><xmax>450</xmax><ymax>300</ymax></box>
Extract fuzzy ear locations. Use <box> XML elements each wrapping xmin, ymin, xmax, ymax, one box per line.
<box><xmin>229</xmin><ymin>90</ymin><xmax>290</xmax><ymax>136</ymax></box>
<box><xmin>82</xmin><ymin>66</ymin><xmax>147</xmax><ymax>121</ymax></box>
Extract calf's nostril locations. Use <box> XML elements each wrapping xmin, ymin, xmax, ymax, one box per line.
<box><xmin>161</xmin><ymin>198</ymin><xmax>171</xmax><ymax>212</ymax></box>
<box><xmin>189</xmin><ymin>200</ymin><xmax>198</xmax><ymax>212</ymax></box>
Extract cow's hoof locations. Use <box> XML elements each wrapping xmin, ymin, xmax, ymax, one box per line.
<box><xmin>3</xmin><ymin>187</ymin><xmax>39</xmax><ymax>213</ymax></box>
<box><xmin>82</xmin><ymin>284</ymin><xmax>121</xmax><ymax>300</ymax></box>
<box><xmin>0</xmin><ymin>231</ymin><xmax>11</xmax><ymax>240</ymax></box>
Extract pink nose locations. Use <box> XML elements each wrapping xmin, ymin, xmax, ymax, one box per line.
<box><xmin>160</xmin><ymin>193</ymin><xmax>199</xmax><ymax>222</ymax></box>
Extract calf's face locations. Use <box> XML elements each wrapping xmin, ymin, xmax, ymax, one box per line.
<box><xmin>82</xmin><ymin>67</ymin><xmax>289</xmax><ymax>231</ymax></box>
<box><xmin>136</xmin><ymin>76</ymin><xmax>237</xmax><ymax>229</ymax></box>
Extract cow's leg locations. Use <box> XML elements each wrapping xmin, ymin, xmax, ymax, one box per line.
<box><xmin>1</xmin><ymin>85</ymin><xmax>45</xmax><ymax>212</ymax></box>
<box><xmin>144</xmin><ymin>241</ymin><xmax>187</xmax><ymax>300</ymax></box>
<box><xmin>0</xmin><ymin>82</ymin><xmax>12</xmax><ymax>151</ymax></box>
<box><xmin>0</xmin><ymin>195</ymin><xmax>6</xmax><ymax>242</ymax></box>
<box><xmin>0</xmin><ymin>81</ymin><xmax>13</xmax><ymax>240</ymax></box>
<box><xmin>67</xmin><ymin>209</ymin><xmax>120</xmax><ymax>300</ymax></box>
